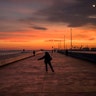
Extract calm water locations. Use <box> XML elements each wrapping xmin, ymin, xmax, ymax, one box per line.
<box><xmin>0</xmin><ymin>50</ymin><xmax>33</xmax><ymax>55</ymax></box>
<box><xmin>0</xmin><ymin>50</ymin><xmax>22</xmax><ymax>55</ymax></box>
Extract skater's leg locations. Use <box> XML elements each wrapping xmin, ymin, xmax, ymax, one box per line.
<box><xmin>48</xmin><ymin>62</ymin><xmax>54</xmax><ymax>72</ymax></box>
<box><xmin>45</xmin><ymin>61</ymin><xmax>48</xmax><ymax>72</ymax></box>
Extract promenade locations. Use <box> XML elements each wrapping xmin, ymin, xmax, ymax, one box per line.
<box><xmin>0</xmin><ymin>52</ymin><xmax>96</xmax><ymax>96</ymax></box>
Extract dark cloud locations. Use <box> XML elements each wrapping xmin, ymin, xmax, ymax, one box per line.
<box><xmin>31</xmin><ymin>25</ymin><xmax>47</xmax><ymax>30</ymax></box>
<box><xmin>1</xmin><ymin>0</ymin><xmax>96</xmax><ymax>32</ymax></box>
<box><xmin>35</xmin><ymin>0</ymin><xmax>96</xmax><ymax>27</ymax></box>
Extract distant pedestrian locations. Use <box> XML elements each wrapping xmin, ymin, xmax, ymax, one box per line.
<box><xmin>33</xmin><ymin>50</ymin><xmax>36</xmax><ymax>56</ymax></box>
<box><xmin>22</xmin><ymin>49</ymin><xmax>25</xmax><ymax>53</ymax></box>
<box><xmin>38</xmin><ymin>52</ymin><xmax>54</xmax><ymax>72</ymax></box>
<box><xmin>65</xmin><ymin>49</ymin><xmax>68</xmax><ymax>56</ymax></box>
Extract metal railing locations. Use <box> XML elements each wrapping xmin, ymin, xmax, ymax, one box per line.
<box><xmin>58</xmin><ymin>50</ymin><xmax>96</xmax><ymax>63</ymax></box>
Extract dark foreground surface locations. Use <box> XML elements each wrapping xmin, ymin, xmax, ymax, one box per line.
<box><xmin>0</xmin><ymin>53</ymin><xmax>96</xmax><ymax>96</ymax></box>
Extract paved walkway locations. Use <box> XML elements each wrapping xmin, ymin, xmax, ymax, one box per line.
<box><xmin>0</xmin><ymin>52</ymin><xmax>96</xmax><ymax>96</ymax></box>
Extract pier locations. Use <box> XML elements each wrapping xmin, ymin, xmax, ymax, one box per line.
<box><xmin>0</xmin><ymin>52</ymin><xmax>96</xmax><ymax>96</ymax></box>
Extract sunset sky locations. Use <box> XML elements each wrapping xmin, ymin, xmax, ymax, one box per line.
<box><xmin>0</xmin><ymin>0</ymin><xmax>96</xmax><ymax>50</ymax></box>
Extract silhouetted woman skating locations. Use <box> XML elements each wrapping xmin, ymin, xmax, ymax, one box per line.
<box><xmin>38</xmin><ymin>52</ymin><xmax>54</xmax><ymax>72</ymax></box>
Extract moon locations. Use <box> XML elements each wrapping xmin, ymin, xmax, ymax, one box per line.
<box><xmin>92</xmin><ymin>5</ymin><xmax>95</xmax><ymax>7</ymax></box>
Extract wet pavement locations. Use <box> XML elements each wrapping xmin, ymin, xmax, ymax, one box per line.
<box><xmin>0</xmin><ymin>52</ymin><xmax>96</xmax><ymax>96</ymax></box>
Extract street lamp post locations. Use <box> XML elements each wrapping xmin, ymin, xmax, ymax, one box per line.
<box><xmin>64</xmin><ymin>35</ymin><xmax>65</xmax><ymax>50</ymax></box>
<box><xmin>70</xmin><ymin>28</ymin><xmax>72</xmax><ymax>50</ymax></box>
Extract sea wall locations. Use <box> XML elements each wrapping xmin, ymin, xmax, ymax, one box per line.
<box><xmin>0</xmin><ymin>51</ymin><xmax>42</xmax><ymax>67</ymax></box>
<box><xmin>0</xmin><ymin>53</ymin><xmax>33</xmax><ymax>66</ymax></box>
<box><xmin>58</xmin><ymin>50</ymin><xmax>96</xmax><ymax>63</ymax></box>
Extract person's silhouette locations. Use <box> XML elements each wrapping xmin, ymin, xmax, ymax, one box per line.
<box><xmin>65</xmin><ymin>49</ymin><xmax>68</xmax><ymax>56</ymax></box>
<box><xmin>38</xmin><ymin>52</ymin><xmax>54</xmax><ymax>72</ymax></box>
<box><xmin>33</xmin><ymin>50</ymin><xmax>36</xmax><ymax>56</ymax></box>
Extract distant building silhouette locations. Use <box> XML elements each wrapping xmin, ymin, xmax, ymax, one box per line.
<box><xmin>91</xmin><ymin>48</ymin><xmax>96</xmax><ymax>51</ymax></box>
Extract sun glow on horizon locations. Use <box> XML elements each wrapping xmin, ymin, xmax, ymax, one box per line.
<box><xmin>0</xmin><ymin>1</ymin><xmax>96</xmax><ymax>50</ymax></box>
<box><xmin>0</xmin><ymin>27</ymin><xmax>96</xmax><ymax>50</ymax></box>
